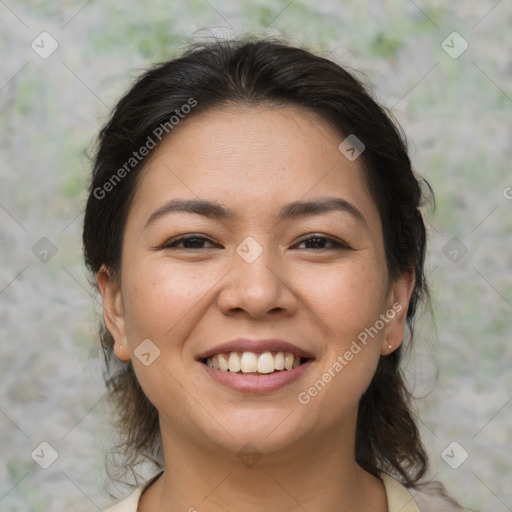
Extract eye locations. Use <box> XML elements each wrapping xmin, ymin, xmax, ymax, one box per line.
<box><xmin>157</xmin><ymin>234</ymin><xmax>351</xmax><ymax>251</ymax></box>
<box><xmin>294</xmin><ymin>235</ymin><xmax>351</xmax><ymax>251</ymax></box>
<box><xmin>160</xmin><ymin>234</ymin><xmax>217</xmax><ymax>250</ymax></box>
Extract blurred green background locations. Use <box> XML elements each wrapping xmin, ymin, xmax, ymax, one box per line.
<box><xmin>1</xmin><ymin>1</ymin><xmax>511</xmax><ymax>510</ymax></box>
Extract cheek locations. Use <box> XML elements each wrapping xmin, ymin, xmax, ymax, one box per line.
<box><xmin>119</xmin><ymin>262</ymin><xmax>199</xmax><ymax>409</ymax></box>
<box><xmin>121</xmin><ymin>259</ymin><xmax>217</xmax><ymax>344</ymax></box>
<box><xmin>301</xmin><ymin>259</ymin><xmax>387</xmax><ymax>396</ymax></box>
<box><xmin>303</xmin><ymin>258</ymin><xmax>388</xmax><ymax>338</ymax></box>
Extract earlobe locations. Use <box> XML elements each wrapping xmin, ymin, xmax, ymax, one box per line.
<box><xmin>380</xmin><ymin>270</ymin><xmax>415</xmax><ymax>356</ymax></box>
<box><xmin>96</xmin><ymin>265</ymin><xmax>131</xmax><ymax>361</ymax></box>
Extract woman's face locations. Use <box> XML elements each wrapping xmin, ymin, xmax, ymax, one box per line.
<box><xmin>99</xmin><ymin>104</ymin><xmax>413</xmax><ymax>460</ymax></box>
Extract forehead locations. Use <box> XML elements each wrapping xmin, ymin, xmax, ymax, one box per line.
<box><xmin>127</xmin><ymin>104</ymin><xmax>381</xmax><ymax>230</ymax></box>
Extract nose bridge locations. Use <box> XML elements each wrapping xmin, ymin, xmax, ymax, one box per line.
<box><xmin>235</xmin><ymin>234</ymin><xmax>281</xmax><ymax>292</ymax></box>
<box><xmin>218</xmin><ymin>234</ymin><xmax>294</xmax><ymax>317</ymax></box>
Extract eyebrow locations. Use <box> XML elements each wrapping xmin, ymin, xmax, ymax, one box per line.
<box><xmin>144</xmin><ymin>196</ymin><xmax>368</xmax><ymax>229</ymax></box>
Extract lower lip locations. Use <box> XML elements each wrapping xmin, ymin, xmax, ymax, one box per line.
<box><xmin>201</xmin><ymin>360</ymin><xmax>314</xmax><ymax>393</ymax></box>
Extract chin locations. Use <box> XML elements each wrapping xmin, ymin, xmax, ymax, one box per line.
<box><xmin>200</xmin><ymin>406</ymin><xmax>311</xmax><ymax>458</ymax></box>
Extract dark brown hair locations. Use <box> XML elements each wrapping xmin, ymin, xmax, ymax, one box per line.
<box><xmin>83</xmin><ymin>35</ymin><xmax>433</xmax><ymax>487</ymax></box>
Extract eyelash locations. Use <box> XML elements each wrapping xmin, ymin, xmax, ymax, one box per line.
<box><xmin>160</xmin><ymin>234</ymin><xmax>351</xmax><ymax>251</ymax></box>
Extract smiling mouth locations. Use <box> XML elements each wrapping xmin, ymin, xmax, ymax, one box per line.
<box><xmin>202</xmin><ymin>351</ymin><xmax>311</xmax><ymax>375</ymax></box>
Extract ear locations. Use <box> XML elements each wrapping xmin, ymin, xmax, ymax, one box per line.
<box><xmin>380</xmin><ymin>269</ymin><xmax>416</xmax><ymax>356</ymax></box>
<box><xmin>96</xmin><ymin>265</ymin><xmax>131</xmax><ymax>361</ymax></box>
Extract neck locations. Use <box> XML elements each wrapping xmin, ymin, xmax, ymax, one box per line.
<box><xmin>140</xmin><ymin>419</ymin><xmax>388</xmax><ymax>512</ymax></box>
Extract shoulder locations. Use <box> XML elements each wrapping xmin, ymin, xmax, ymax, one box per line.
<box><xmin>103</xmin><ymin>472</ymin><xmax>163</xmax><ymax>512</ymax></box>
<box><xmin>410</xmin><ymin>479</ymin><xmax>468</xmax><ymax>512</ymax></box>
<box><xmin>380</xmin><ymin>472</ymin><xmax>467</xmax><ymax>512</ymax></box>
<box><xmin>103</xmin><ymin>470</ymin><xmax>466</xmax><ymax>512</ymax></box>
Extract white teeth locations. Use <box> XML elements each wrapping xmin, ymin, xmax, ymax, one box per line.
<box><xmin>240</xmin><ymin>352</ymin><xmax>258</xmax><ymax>373</ymax></box>
<box><xmin>258</xmin><ymin>352</ymin><xmax>275</xmax><ymax>374</ymax></box>
<box><xmin>284</xmin><ymin>352</ymin><xmax>294</xmax><ymax>371</ymax></box>
<box><xmin>274</xmin><ymin>352</ymin><xmax>285</xmax><ymax>370</ymax></box>
<box><xmin>218</xmin><ymin>353</ymin><xmax>229</xmax><ymax>371</ymax></box>
<box><xmin>228</xmin><ymin>352</ymin><xmax>241</xmax><ymax>372</ymax></box>
<box><xmin>205</xmin><ymin>351</ymin><xmax>305</xmax><ymax>373</ymax></box>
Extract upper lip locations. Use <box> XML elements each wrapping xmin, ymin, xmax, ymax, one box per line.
<box><xmin>196</xmin><ymin>338</ymin><xmax>315</xmax><ymax>361</ymax></box>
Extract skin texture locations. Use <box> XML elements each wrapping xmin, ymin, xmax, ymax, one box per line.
<box><xmin>97</xmin><ymin>104</ymin><xmax>415</xmax><ymax>511</ymax></box>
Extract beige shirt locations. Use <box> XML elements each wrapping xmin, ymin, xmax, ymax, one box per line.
<box><xmin>103</xmin><ymin>471</ymin><xmax>425</xmax><ymax>512</ymax></box>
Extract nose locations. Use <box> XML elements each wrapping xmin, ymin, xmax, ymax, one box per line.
<box><xmin>216</xmin><ymin>241</ymin><xmax>297</xmax><ymax>320</ymax></box>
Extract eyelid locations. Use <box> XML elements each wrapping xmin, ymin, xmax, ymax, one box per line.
<box><xmin>156</xmin><ymin>234</ymin><xmax>217</xmax><ymax>249</ymax></box>
<box><xmin>156</xmin><ymin>233</ymin><xmax>352</xmax><ymax>251</ymax></box>
<box><xmin>294</xmin><ymin>234</ymin><xmax>352</xmax><ymax>250</ymax></box>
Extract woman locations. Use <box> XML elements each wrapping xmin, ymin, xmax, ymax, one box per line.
<box><xmin>83</xmin><ymin>36</ymin><xmax>466</xmax><ymax>511</ymax></box>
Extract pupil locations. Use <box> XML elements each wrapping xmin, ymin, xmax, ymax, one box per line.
<box><xmin>306</xmin><ymin>238</ymin><xmax>325</xmax><ymax>249</ymax></box>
